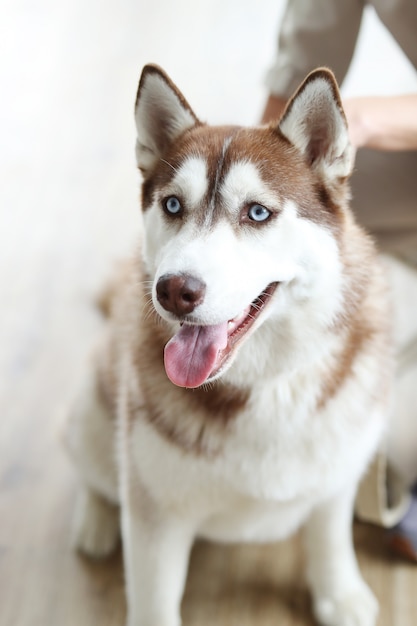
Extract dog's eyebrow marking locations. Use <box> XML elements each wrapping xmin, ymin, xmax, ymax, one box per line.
<box><xmin>220</xmin><ymin>161</ymin><xmax>279</xmax><ymax>212</ymax></box>
<box><xmin>201</xmin><ymin>134</ymin><xmax>236</xmax><ymax>228</ymax></box>
<box><xmin>171</xmin><ymin>156</ymin><xmax>208</xmax><ymax>207</ymax></box>
<box><xmin>213</xmin><ymin>136</ymin><xmax>233</xmax><ymax>199</ymax></box>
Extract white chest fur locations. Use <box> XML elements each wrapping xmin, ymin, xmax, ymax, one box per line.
<box><xmin>126</xmin><ymin>365</ymin><xmax>384</xmax><ymax>545</ymax></box>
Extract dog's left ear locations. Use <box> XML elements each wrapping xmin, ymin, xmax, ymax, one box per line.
<box><xmin>278</xmin><ymin>68</ymin><xmax>354</xmax><ymax>181</ymax></box>
<box><xmin>135</xmin><ymin>65</ymin><xmax>200</xmax><ymax>174</ymax></box>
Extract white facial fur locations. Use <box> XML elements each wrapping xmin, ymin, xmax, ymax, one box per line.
<box><xmin>143</xmin><ymin>157</ymin><xmax>343</xmax><ymax>335</ymax></box>
<box><xmin>220</xmin><ymin>160</ymin><xmax>281</xmax><ymax>215</ymax></box>
<box><xmin>168</xmin><ymin>156</ymin><xmax>208</xmax><ymax>207</ymax></box>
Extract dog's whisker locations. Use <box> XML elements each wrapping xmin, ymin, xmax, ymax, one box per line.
<box><xmin>138</xmin><ymin>279</ymin><xmax>153</xmax><ymax>285</ymax></box>
<box><xmin>141</xmin><ymin>299</ymin><xmax>157</xmax><ymax>321</ymax></box>
<box><xmin>160</xmin><ymin>158</ymin><xmax>179</xmax><ymax>173</ymax></box>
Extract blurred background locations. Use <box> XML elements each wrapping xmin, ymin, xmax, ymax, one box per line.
<box><xmin>1</xmin><ymin>1</ymin><xmax>416</xmax><ymax>625</ymax></box>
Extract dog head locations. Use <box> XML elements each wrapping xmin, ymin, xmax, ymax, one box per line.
<box><xmin>135</xmin><ymin>65</ymin><xmax>354</xmax><ymax>388</ymax></box>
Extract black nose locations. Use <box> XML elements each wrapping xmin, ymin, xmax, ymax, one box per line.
<box><xmin>156</xmin><ymin>274</ymin><xmax>206</xmax><ymax>316</ymax></box>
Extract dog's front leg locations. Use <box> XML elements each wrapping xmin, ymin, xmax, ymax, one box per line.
<box><xmin>121</xmin><ymin>488</ymin><xmax>194</xmax><ymax>626</ymax></box>
<box><xmin>304</xmin><ymin>484</ymin><xmax>378</xmax><ymax>626</ymax></box>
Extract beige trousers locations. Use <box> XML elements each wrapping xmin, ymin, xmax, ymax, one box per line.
<box><xmin>356</xmin><ymin>255</ymin><xmax>417</xmax><ymax>527</ymax></box>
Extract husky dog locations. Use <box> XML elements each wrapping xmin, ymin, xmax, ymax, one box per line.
<box><xmin>68</xmin><ymin>65</ymin><xmax>392</xmax><ymax>626</ymax></box>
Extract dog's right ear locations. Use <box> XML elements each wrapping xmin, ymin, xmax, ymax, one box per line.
<box><xmin>278</xmin><ymin>68</ymin><xmax>354</xmax><ymax>183</ymax></box>
<box><xmin>135</xmin><ymin>65</ymin><xmax>200</xmax><ymax>175</ymax></box>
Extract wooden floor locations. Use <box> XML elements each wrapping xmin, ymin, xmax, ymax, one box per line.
<box><xmin>1</xmin><ymin>1</ymin><xmax>417</xmax><ymax>625</ymax></box>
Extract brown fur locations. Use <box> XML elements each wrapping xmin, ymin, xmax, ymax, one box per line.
<box><xmin>316</xmin><ymin>212</ymin><xmax>391</xmax><ymax>411</ymax></box>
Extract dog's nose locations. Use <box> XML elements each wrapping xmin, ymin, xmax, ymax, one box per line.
<box><xmin>156</xmin><ymin>274</ymin><xmax>206</xmax><ymax>316</ymax></box>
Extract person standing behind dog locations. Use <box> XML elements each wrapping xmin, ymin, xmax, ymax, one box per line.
<box><xmin>261</xmin><ymin>0</ymin><xmax>417</xmax><ymax>560</ymax></box>
<box><xmin>261</xmin><ymin>0</ymin><xmax>417</xmax><ymax>262</ymax></box>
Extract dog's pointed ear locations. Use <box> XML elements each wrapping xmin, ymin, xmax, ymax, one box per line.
<box><xmin>135</xmin><ymin>65</ymin><xmax>200</xmax><ymax>174</ymax></box>
<box><xmin>278</xmin><ymin>68</ymin><xmax>354</xmax><ymax>181</ymax></box>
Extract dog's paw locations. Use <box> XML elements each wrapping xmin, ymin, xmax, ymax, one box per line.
<box><xmin>313</xmin><ymin>583</ymin><xmax>378</xmax><ymax>626</ymax></box>
<box><xmin>72</xmin><ymin>489</ymin><xmax>120</xmax><ymax>558</ymax></box>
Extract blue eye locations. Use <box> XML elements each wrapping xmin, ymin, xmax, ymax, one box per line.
<box><xmin>164</xmin><ymin>196</ymin><xmax>182</xmax><ymax>216</ymax></box>
<box><xmin>247</xmin><ymin>204</ymin><xmax>271</xmax><ymax>222</ymax></box>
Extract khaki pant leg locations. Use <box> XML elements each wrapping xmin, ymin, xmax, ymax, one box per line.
<box><xmin>356</xmin><ymin>254</ymin><xmax>417</xmax><ymax>527</ymax></box>
<box><xmin>384</xmin><ymin>255</ymin><xmax>417</xmax><ymax>485</ymax></box>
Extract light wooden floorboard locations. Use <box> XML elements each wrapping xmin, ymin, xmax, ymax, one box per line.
<box><xmin>1</xmin><ymin>1</ymin><xmax>416</xmax><ymax>625</ymax></box>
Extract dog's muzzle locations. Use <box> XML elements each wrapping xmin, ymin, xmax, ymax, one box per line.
<box><xmin>155</xmin><ymin>274</ymin><xmax>278</xmax><ymax>389</ymax></box>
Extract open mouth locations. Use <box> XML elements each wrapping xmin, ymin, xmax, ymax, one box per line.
<box><xmin>163</xmin><ymin>282</ymin><xmax>278</xmax><ymax>388</ymax></box>
<box><xmin>226</xmin><ymin>282</ymin><xmax>278</xmax><ymax>349</ymax></box>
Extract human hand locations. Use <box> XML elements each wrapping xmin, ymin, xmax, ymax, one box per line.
<box><xmin>343</xmin><ymin>94</ymin><xmax>417</xmax><ymax>151</ymax></box>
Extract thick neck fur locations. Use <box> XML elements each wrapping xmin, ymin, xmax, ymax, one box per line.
<box><xmin>127</xmin><ymin>215</ymin><xmax>389</xmax><ymax>458</ymax></box>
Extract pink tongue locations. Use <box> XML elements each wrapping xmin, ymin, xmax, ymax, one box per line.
<box><xmin>164</xmin><ymin>322</ymin><xmax>228</xmax><ymax>388</ymax></box>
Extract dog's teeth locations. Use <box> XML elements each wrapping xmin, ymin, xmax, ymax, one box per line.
<box><xmin>228</xmin><ymin>307</ymin><xmax>251</xmax><ymax>335</ymax></box>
